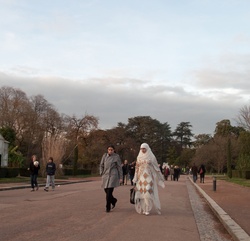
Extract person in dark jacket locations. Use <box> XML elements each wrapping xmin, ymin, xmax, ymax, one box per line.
<box><xmin>100</xmin><ymin>145</ymin><xmax>123</xmax><ymax>213</ymax></box>
<box><xmin>198</xmin><ymin>164</ymin><xmax>206</xmax><ymax>183</ymax></box>
<box><xmin>191</xmin><ymin>163</ymin><xmax>198</xmax><ymax>183</ymax></box>
<box><xmin>122</xmin><ymin>159</ymin><xmax>129</xmax><ymax>185</ymax></box>
<box><xmin>44</xmin><ymin>157</ymin><xmax>56</xmax><ymax>192</ymax></box>
<box><xmin>173</xmin><ymin>165</ymin><xmax>180</xmax><ymax>181</ymax></box>
<box><xmin>128</xmin><ymin>161</ymin><xmax>136</xmax><ymax>185</ymax></box>
<box><xmin>28</xmin><ymin>155</ymin><xmax>40</xmax><ymax>191</ymax></box>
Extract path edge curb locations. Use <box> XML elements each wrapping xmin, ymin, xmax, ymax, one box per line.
<box><xmin>189</xmin><ymin>177</ymin><xmax>250</xmax><ymax>241</ymax></box>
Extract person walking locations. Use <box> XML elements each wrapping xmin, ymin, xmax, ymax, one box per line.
<box><xmin>191</xmin><ymin>163</ymin><xmax>198</xmax><ymax>183</ymax></box>
<box><xmin>100</xmin><ymin>145</ymin><xmax>123</xmax><ymax>213</ymax></box>
<box><xmin>163</xmin><ymin>163</ymin><xmax>170</xmax><ymax>181</ymax></box>
<box><xmin>28</xmin><ymin>155</ymin><xmax>40</xmax><ymax>192</ymax></box>
<box><xmin>122</xmin><ymin>160</ymin><xmax>129</xmax><ymax>185</ymax></box>
<box><xmin>170</xmin><ymin>165</ymin><xmax>174</xmax><ymax>181</ymax></box>
<box><xmin>128</xmin><ymin>161</ymin><xmax>136</xmax><ymax>185</ymax></box>
<box><xmin>198</xmin><ymin>164</ymin><xmax>206</xmax><ymax>183</ymax></box>
<box><xmin>132</xmin><ymin>143</ymin><xmax>165</xmax><ymax>216</ymax></box>
<box><xmin>44</xmin><ymin>157</ymin><xmax>56</xmax><ymax>192</ymax></box>
<box><xmin>173</xmin><ymin>165</ymin><xmax>180</xmax><ymax>181</ymax></box>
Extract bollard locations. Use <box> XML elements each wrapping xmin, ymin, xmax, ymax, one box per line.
<box><xmin>213</xmin><ymin>176</ymin><xmax>216</xmax><ymax>191</ymax></box>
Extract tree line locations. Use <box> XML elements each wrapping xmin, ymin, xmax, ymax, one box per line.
<box><xmin>1</xmin><ymin>86</ymin><xmax>250</xmax><ymax>177</ymax></box>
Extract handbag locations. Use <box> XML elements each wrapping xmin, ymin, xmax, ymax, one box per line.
<box><xmin>130</xmin><ymin>188</ymin><xmax>135</xmax><ymax>204</ymax></box>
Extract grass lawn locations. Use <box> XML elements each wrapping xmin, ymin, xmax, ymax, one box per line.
<box><xmin>226</xmin><ymin>177</ymin><xmax>250</xmax><ymax>187</ymax></box>
<box><xmin>215</xmin><ymin>175</ymin><xmax>250</xmax><ymax>187</ymax></box>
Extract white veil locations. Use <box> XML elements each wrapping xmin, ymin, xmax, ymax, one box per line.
<box><xmin>135</xmin><ymin>143</ymin><xmax>165</xmax><ymax>214</ymax></box>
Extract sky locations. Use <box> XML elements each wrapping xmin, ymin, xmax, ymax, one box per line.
<box><xmin>1</xmin><ymin>0</ymin><xmax>250</xmax><ymax>135</ymax></box>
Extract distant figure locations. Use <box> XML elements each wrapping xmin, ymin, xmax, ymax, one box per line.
<box><xmin>133</xmin><ymin>143</ymin><xmax>165</xmax><ymax>216</ymax></box>
<box><xmin>44</xmin><ymin>157</ymin><xmax>56</xmax><ymax>192</ymax></box>
<box><xmin>158</xmin><ymin>163</ymin><xmax>163</xmax><ymax>174</ymax></box>
<box><xmin>28</xmin><ymin>155</ymin><xmax>40</xmax><ymax>192</ymax></box>
<box><xmin>173</xmin><ymin>165</ymin><xmax>180</xmax><ymax>181</ymax></box>
<box><xmin>128</xmin><ymin>161</ymin><xmax>136</xmax><ymax>185</ymax></box>
<box><xmin>191</xmin><ymin>163</ymin><xmax>198</xmax><ymax>183</ymax></box>
<box><xmin>198</xmin><ymin>164</ymin><xmax>206</xmax><ymax>183</ymax></box>
<box><xmin>122</xmin><ymin>160</ymin><xmax>129</xmax><ymax>185</ymax></box>
<box><xmin>162</xmin><ymin>162</ymin><xmax>170</xmax><ymax>181</ymax></box>
<box><xmin>170</xmin><ymin>165</ymin><xmax>174</xmax><ymax>181</ymax></box>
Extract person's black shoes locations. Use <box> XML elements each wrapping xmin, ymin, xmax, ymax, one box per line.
<box><xmin>112</xmin><ymin>199</ymin><xmax>117</xmax><ymax>209</ymax></box>
<box><xmin>106</xmin><ymin>208</ymin><xmax>110</xmax><ymax>213</ymax></box>
<box><xmin>44</xmin><ymin>188</ymin><xmax>48</xmax><ymax>192</ymax></box>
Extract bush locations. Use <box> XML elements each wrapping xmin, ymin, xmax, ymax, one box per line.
<box><xmin>232</xmin><ymin>170</ymin><xmax>250</xmax><ymax>179</ymax></box>
<box><xmin>0</xmin><ymin>167</ymin><xmax>35</xmax><ymax>178</ymax></box>
<box><xmin>0</xmin><ymin>168</ymin><xmax>19</xmax><ymax>178</ymax></box>
<box><xmin>0</xmin><ymin>168</ymin><xmax>8</xmax><ymax>178</ymax></box>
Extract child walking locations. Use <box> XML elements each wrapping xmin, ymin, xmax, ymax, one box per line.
<box><xmin>44</xmin><ymin>157</ymin><xmax>56</xmax><ymax>192</ymax></box>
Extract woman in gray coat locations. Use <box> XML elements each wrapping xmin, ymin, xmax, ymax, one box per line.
<box><xmin>100</xmin><ymin>145</ymin><xmax>123</xmax><ymax>212</ymax></box>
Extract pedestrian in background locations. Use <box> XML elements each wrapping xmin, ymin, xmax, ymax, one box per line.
<box><xmin>170</xmin><ymin>165</ymin><xmax>174</xmax><ymax>181</ymax></box>
<box><xmin>128</xmin><ymin>161</ymin><xmax>136</xmax><ymax>185</ymax></box>
<box><xmin>198</xmin><ymin>164</ymin><xmax>206</xmax><ymax>183</ymax></box>
<box><xmin>28</xmin><ymin>154</ymin><xmax>40</xmax><ymax>192</ymax></box>
<box><xmin>191</xmin><ymin>163</ymin><xmax>198</xmax><ymax>183</ymax></box>
<box><xmin>100</xmin><ymin>145</ymin><xmax>123</xmax><ymax>213</ymax></box>
<box><xmin>173</xmin><ymin>165</ymin><xmax>181</xmax><ymax>181</ymax></box>
<box><xmin>162</xmin><ymin>163</ymin><xmax>170</xmax><ymax>181</ymax></box>
<box><xmin>122</xmin><ymin>159</ymin><xmax>129</xmax><ymax>185</ymax></box>
<box><xmin>44</xmin><ymin>157</ymin><xmax>56</xmax><ymax>192</ymax></box>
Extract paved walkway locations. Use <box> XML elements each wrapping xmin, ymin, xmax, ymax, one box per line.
<box><xmin>192</xmin><ymin>176</ymin><xmax>250</xmax><ymax>241</ymax></box>
<box><xmin>0</xmin><ymin>176</ymin><xmax>250</xmax><ymax>241</ymax></box>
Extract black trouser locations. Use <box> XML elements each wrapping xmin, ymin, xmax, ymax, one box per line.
<box><xmin>30</xmin><ymin>174</ymin><xmax>38</xmax><ymax>189</ymax></box>
<box><xmin>104</xmin><ymin>188</ymin><xmax>116</xmax><ymax>211</ymax></box>
<box><xmin>200</xmin><ymin>173</ymin><xmax>205</xmax><ymax>183</ymax></box>
<box><xmin>173</xmin><ymin>173</ymin><xmax>179</xmax><ymax>181</ymax></box>
<box><xmin>130</xmin><ymin>174</ymin><xmax>134</xmax><ymax>185</ymax></box>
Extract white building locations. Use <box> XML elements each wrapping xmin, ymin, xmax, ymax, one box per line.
<box><xmin>0</xmin><ymin>134</ymin><xmax>9</xmax><ymax>167</ymax></box>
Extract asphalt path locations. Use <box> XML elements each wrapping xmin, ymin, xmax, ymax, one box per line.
<box><xmin>0</xmin><ymin>177</ymin><xmax>233</xmax><ymax>241</ymax></box>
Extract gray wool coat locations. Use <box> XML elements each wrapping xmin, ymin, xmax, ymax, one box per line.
<box><xmin>100</xmin><ymin>152</ymin><xmax>123</xmax><ymax>188</ymax></box>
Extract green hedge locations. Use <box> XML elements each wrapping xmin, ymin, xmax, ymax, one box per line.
<box><xmin>232</xmin><ymin>170</ymin><xmax>250</xmax><ymax>179</ymax></box>
<box><xmin>0</xmin><ymin>167</ymin><xmax>91</xmax><ymax>178</ymax></box>
<box><xmin>0</xmin><ymin>168</ymin><xmax>31</xmax><ymax>178</ymax></box>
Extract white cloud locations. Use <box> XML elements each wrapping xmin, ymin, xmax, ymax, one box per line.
<box><xmin>1</xmin><ymin>1</ymin><xmax>250</xmax><ymax>135</ymax></box>
<box><xmin>0</xmin><ymin>72</ymin><xmax>245</xmax><ymax>135</ymax></box>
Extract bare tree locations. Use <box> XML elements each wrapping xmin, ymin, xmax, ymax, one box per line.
<box><xmin>41</xmin><ymin>133</ymin><xmax>66</xmax><ymax>177</ymax></box>
<box><xmin>193</xmin><ymin>135</ymin><xmax>238</xmax><ymax>173</ymax></box>
<box><xmin>236</xmin><ymin>105</ymin><xmax>250</xmax><ymax>131</ymax></box>
<box><xmin>193</xmin><ymin>137</ymin><xmax>226</xmax><ymax>173</ymax></box>
<box><xmin>64</xmin><ymin>114</ymin><xmax>99</xmax><ymax>175</ymax></box>
<box><xmin>0</xmin><ymin>86</ymin><xmax>33</xmax><ymax>151</ymax></box>
<box><xmin>28</xmin><ymin>95</ymin><xmax>64</xmax><ymax>158</ymax></box>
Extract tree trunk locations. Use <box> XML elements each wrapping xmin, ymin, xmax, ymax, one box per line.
<box><xmin>227</xmin><ymin>138</ymin><xmax>232</xmax><ymax>178</ymax></box>
<box><xmin>73</xmin><ymin>145</ymin><xmax>78</xmax><ymax>176</ymax></box>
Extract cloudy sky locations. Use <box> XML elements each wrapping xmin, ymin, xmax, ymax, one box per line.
<box><xmin>1</xmin><ymin>0</ymin><xmax>250</xmax><ymax>135</ymax></box>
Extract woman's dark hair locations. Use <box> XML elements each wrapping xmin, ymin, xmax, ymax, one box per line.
<box><xmin>49</xmin><ymin>157</ymin><xmax>54</xmax><ymax>162</ymax></box>
<box><xmin>107</xmin><ymin>145</ymin><xmax>115</xmax><ymax>150</ymax></box>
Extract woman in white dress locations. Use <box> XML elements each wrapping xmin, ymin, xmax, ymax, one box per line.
<box><xmin>132</xmin><ymin>143</ymin><xmax>165</xmax><ymax>215</ymax></box>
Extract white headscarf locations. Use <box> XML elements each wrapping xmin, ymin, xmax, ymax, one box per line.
<box><xmin>137</xmin><ymin>143</ymin><xmax>157</xmax><ymax>163</ymax></box>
